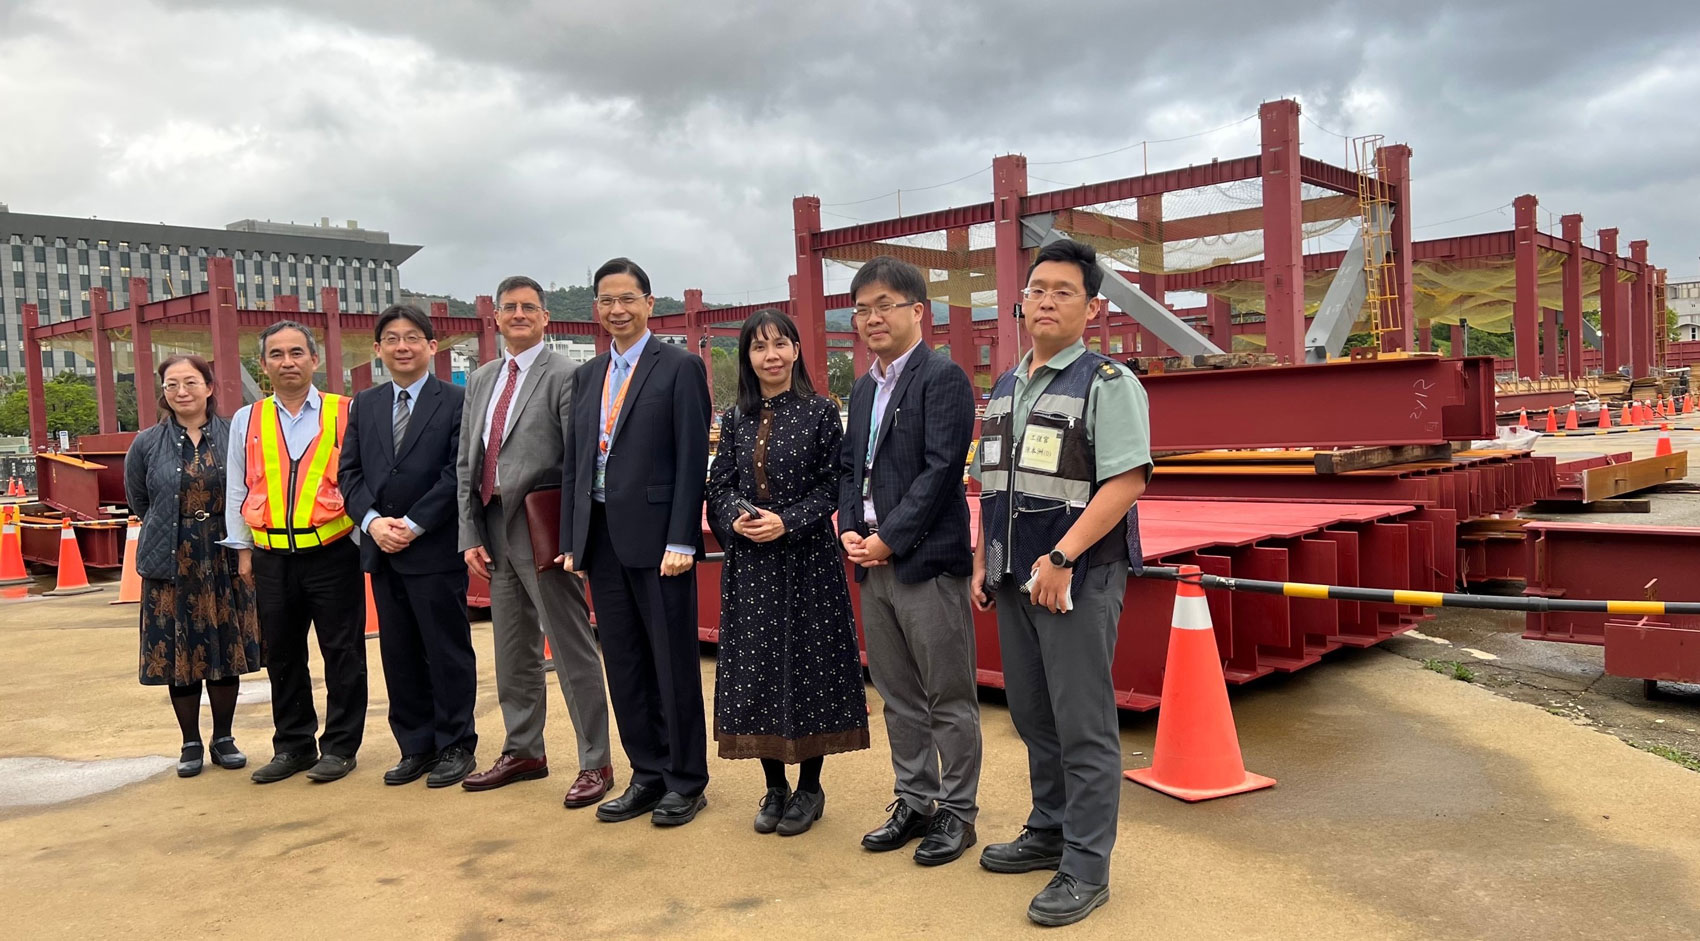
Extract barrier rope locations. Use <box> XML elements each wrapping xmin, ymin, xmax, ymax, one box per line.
<box><xmin>1136</xmin><ymin>565</ymin><xmax>1700</xmax><ymax>617</ymax></box>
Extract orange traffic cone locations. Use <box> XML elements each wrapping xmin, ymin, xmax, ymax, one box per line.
<box><xmin>1517</xmin><ymin>409</ymin><xmax>1529</xmax><ymax>429</ymax></box>
<box><xmin>543</xmin><ymin>635</ymin><xmax>555</xmax><ymax>673</ymax></box>
<box><xmin>109</xmin><ymin>517</ymin><xmax>142</xmax><ymax>604</ymax></box>
<box><xmin>1656</xmin><ymin>423</ymin><xmax>1673</xmax><ymax>457</ymax></box>
<box><xmin>1125</xmin><ymin>565</ymin><xmax>1276</xmax><ymax>802</ymax></box>
<box><xmin>1638</xmin><ymin>401</ymin><xmax>1652</xmax><ymax>425</ymax></box>
<box><xmin>0</xmin><ymin>505</ymin><xmax>30</xmax><ymax>587</ymax></box>
<box><xmin>1563</xmin><ymin>405</ymin><xmax>1579</xmax><ymax>431</ymax></box>
<box><xmin>1596</xmin><ymin>403</ymin><xmax>1611</xmax><ymax>429</ymax></box>
<box><xmin>1620</xmin><ymin>403</ymin><xmax>1633</xmax><ymax>426</ymax></box>
<box><xmin>364</xmin><ymin>572</ymin><xmax>379</xmax><ymax>638</ymax></box>
<box><xmin>45</xmin><ymin>518</ymin><xmax>101</xmax><ymax>596</ymax></box>
<box><xmin>1685</xmin><ymin>394</ymin><xmax>1696</xmax><ymax>415</ymax></box>
<box><xmin>1543</xmin><ymin>408</ymin><xmax>1558</xmax><ymax>434</ymax></box>
<box><xmin>5</xmin><ymin>478</ymin><xmax>17</xmax><ymax>497</ymax></box>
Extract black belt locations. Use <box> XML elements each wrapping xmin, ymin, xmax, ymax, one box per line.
<box><xmin>179</xmin><ymin>510</ymin><xmax>212</xmax><ymax>521</ymax></box>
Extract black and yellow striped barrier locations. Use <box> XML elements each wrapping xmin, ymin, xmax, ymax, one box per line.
<box><xmin>1136</xmin><ymin>565</ymin><xmax>1700</xmax><ymax>617</ymax></box>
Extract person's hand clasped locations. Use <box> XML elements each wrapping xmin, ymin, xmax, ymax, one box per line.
<box><xmin>738</xmin><ymin>509</ymin><xmax>786</xmax><ymax>544</ymax></box>
<box><xmin>464</xmin><ymin>545</ymin><xmax>492</xmax><ymax>580</ymax></box>
<box><xmin>371</xmin><ymin>517</ymin><xmax>416</xmax><ymax>554</ymax></box>
<box><xmin>1027</xmin><ymin>557</ymin><xmax>1071</xmax><ymax>614</ymax></box>
<box><xmin>236</xmin><ymin>548</ymin><xmax>253</xmax><ymax>581</ymax></box>
<box><xmin>660</xmin><ymin>550</ymin><xmax>695</xmax><ymax>577</ymax></box>
<box><xmin>844</xmin><ymin>532</ymin><xmax>891</xmax><ymax>568</ymax></box>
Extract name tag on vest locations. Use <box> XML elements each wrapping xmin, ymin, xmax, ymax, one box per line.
<box><xmin>1019</xmin><ymin>426</ymin><xmax>1063</xmax><ymax>474</ymax></box>
<box><xmin>980</xmin><ymin>436</ymin><xmax>1001</xmax><ymax>467</ymax></box>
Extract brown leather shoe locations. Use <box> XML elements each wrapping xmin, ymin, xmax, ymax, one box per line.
<box><xmin>461</xmin><ymin>754</ymin><xmax>548</xmax><ymax>792</ymax></box>
<box><xmin>564</xmin><ymin>766</ymin><xmax>615</xmax><ymax>808</ymax></box>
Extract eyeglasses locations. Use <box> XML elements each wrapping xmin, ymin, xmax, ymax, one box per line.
<box><xmin>851</xmin><ymin>300</ymin><xmax>919</xmax><ymax>321</ymax></box>
<box><xmin>499</xmin><ymin>302</ymin><xmax>544</xmax><ymax>315</ymax></box>
<box><xmin>379</xmin><ymin>333</ymin><xmax>428</xmax><ymax>348</ymax></box>
<box><xmin>595</xmin><ymin>293</ymin><xmax>650</xmax><ymax>310</ymax></box>
<box><xmin>1022</xmin><ymin>287</ymin><xmax>1086</xmax><ymax>304</ymax></box>
<box><xmin>162</xmin><ymin>380</ymin><xmax>205</xmax><ymax>392</ymax></box>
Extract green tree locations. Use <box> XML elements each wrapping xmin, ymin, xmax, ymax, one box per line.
<box><xmin>827</xmin><ymin>351</ymin><xmax>853</xmax><ymax>400</ymax></box>
<box><xmin>710</xmin><ymin>347</ymin><xmax>737</xmax><ymax>409</ymax></box>
<box><xmin>0</xmin><ymin>371</ymin><xmax>100</xmax><ymax>438</ymax></box>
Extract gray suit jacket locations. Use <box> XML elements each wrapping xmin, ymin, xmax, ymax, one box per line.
<box><xmin>456</xmin><ymin>346</ymin><xmax>577</xmax><ymax>559</ymax></box>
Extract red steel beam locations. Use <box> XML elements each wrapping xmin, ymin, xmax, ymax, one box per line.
<box><xmin>1512</xmin><ymin>195</ymin><xmax>1540</xmax><ymax>377</ymax></box>
<box><xmin>1299</xmin><ymin>155</ymin><xmax>1385</xmax><ymax>197</ymax></box>
<box><xmin>812</xmin><ymin>204</ymin><xmax>995</xmax><ymax>252</ymax></box>
<box><xmin>1020</xmin><ymin>155</ymin><xmax>1264</xmax><ymax>216</ymax></box>
<box><xmin>1261</xmin><ymin>101</ymin><xmax>1305</xmax><ymax>363</ymax></box>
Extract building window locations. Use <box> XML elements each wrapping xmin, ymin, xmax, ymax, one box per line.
<box><xmin>97</xmin><ymin>240</ymin><xmax>108</xmax><ymax>249</ymax></box>
<box><xmin>56</xmin><ymin>262</ymin><xmax>66</xmax><ymax>275</ymax></box>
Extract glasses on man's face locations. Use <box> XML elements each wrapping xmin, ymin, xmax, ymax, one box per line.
<box><xmin>162</xmin><ymin>380</ymin><xmax>205</xmax><ymax>393</ymax></box>
<box><xmin>595</xmin><ymin>293</ymin><xmax>650</xmax><ymax>311</ymax></box>
<box><xmin>379</xmin><ymin>333</ymin><xmax>427</xmax><ymax>348</ymax></box>
<box><xmin>851</xmin><ymin>300</ymin><xmax>918</xmax><ymax>322</ymax></box>
<box><xmin>1022</xmin><ymin>287</ymin><xmax>1085</xmax><ymax>304</ymax></box>
<box><xmin>499</xmin><ymin>302</ymin><xmax>543</xmax><ymax>315</ymax></box>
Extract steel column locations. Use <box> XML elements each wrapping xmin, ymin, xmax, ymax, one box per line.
<box><xmin>130</xmin><ymin>278</ymin><xmax>155</xmax><ymax>430</ymax></box>
<box><xmin>1561</xmin><ymin>214</ymin><xmax>1584</xmax><ymax>379</ymax></box>
<box><xmin>476</xmin><ymin>295</ymin><xmax>498</xmax><ymax>364</ymax></box>
<box><xmin>85</xmin><ymin>288</ymin><xmax>117</xmax><ymax>433</ymax></box>
<box><xmin>320</xmin><ymin>288</ymin><xmax>345</xmax><ymax>393</ymax></box>
<box><xmin>206</xmin><ymin>258</ymin><xmax>242</xmax><ymax>418</ymax></box>
<box><xmin>992</xmin><ymin>153</ymin><xmax>1029</xmax><ymax>376</ymax></box>
<box><xmin>1629</xmin><ymin>240</ymin><xmax>1650</xmax><ymax>378</ymax></box>
<box><xmin>684</xmin><ymin>289</ymin><xmax>713</xmax><ymax>392</ymax></box>
<box><xmin>1541</xmin><ymin>308</ymin><xmax>1560</xmax><ymax>378</ymax></box>
<box><xmin>351</xmin><ymin>363</ymin><xmax>373</xmax><ymax>393</ymax></box>
<box><xmin>946</xmin><ymin>227</ymin><xmax>975</xmax><ymax>375</ymax></box>
<box><xmin>1598</xmin><ymin>229</ymin><xmax>1622</xmax><ymax>373</ymax></box>
<box><xmin>1511</xmin><ymin>195</ymin><xmax>1540</xmax><ymax>378</ymax></box>
<box><xmin>791</xmin><ymin>196</ymin><xmax>828</xmax><ymax>382</ymax></box>
<box><xmin>1377</xmin><ymin>144</ymin><xmax>1415</xmax><ymax>353</ymax></box>
<box><xmin>1260</xmin><ymin>100</ymin><xmax>1305</xmax><ymax>364</ymax></box>
<box><xmin>23</xmin><ymin>304</ymin><xmax>48</xmax><ymax>450</ymax></box>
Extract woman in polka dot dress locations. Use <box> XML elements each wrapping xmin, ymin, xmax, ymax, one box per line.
<box><xmin>706</xmin><ymin>309</ymin><xmax>870</xmax><ymax>837</ymax></box>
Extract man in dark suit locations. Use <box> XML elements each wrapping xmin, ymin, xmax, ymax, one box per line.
<box><xmin>339</xmin><ymin>303</ymin><xmax>479</xmax><ymax>788</ymax></box>
<box><xmin>559</xmin><ymin>257</ymin><xmax>713</xmax><ymax>826</ymax></box>
<box><xmin>838</xmin><ymin>255</ymin><xmax>982</xmax><ymax>865</ymax></box>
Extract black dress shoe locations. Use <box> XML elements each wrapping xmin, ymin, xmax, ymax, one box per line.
<box><xmin>652</xmin><ymin>790</ymin><xmax>708</xmax><ymax>827</ymax></box>
<box><xmin>1027</xmin><ymin>872</ymin><xmax>1109</xmax><ymax>927</ymax></box>
<box><xmin>980</xmin><ymin>826</ymin><xmax>1065</xmax><ymax>873</ymax></box>
<box><xmin>427</xmin><ymin>747</ymin><xmax>477</xmax><ymax>789</ymax></box>
<box><xmin>304</xmin><ymin>754</ymin><xmax>357</xmax><ymax>783</ymax></box>
<box><xmin>384</xmin><ymin>753</ymin><xmax>440</xmax><ymax>786</ymax></box>
<box><xmin>596</xmin><ymin>782</ymin><xmax>664</xmax><ymax>822</ymax></box>
<box><xmin>209</xmin><ymin>737</ymin><xmax>246</xmax><ymax>770</ymax></box>
<box><xmin>754</xmin><ymin>785</ymin><xmax>790</xmax><ymax>834</ymax></box>
<box><xmin>913</xmin><ymin>811</ymin><xmax>976</xmax><ymax>866</ymax></box>
<box><xmin>177</xmin><ymin>742</ymin><xmax>204</xmax><ymax>778</ymax></box>
<box><xmin>251</xmin><ymin>752</ymin><xmax>319</xmax><ymax>784</ymax></box>
<box><xmin>777</xmin><ymin>789</ymin><xmax>824</xmax><ymax>837</ymax></box>
<box><xmin>861</xmin><ymin>799</ymin><xmax>934</xmax><ymax>852</ymax></box>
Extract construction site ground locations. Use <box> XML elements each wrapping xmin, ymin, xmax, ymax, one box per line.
<box><xmin>3</xmin><ymin>425</ymin><xmax>1698</xmax><ymax>940</ymax></box>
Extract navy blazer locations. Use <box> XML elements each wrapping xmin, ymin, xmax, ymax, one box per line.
<box><xmin>339</xmin><ymin>375</ymin><xmax>466</xmax><ymax>575</ymax></box>
<box><xmin>837</xmin><ymin>345</ymin><xmax>976</xmax><ymax>584</ymax></box>
<box><xmin>560</xmin><ymin>339</ymin><xmax>712</xmax><ymax>569</ymax></box>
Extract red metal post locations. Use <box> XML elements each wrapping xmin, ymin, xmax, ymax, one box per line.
<box><xmin>684</xmin><ymin>289</ymin><xmax>712</xmax><ymax>391</ymax></box>
<box><xmin>1417</xmin><ymin>324</ymin><xmax>1432</xmax><ymax>353</ymax></box>
<box><xmin>1561</xmin><ymin>214</ymin><xmax>1584</xmax><ymax>379</ymax></box>
<box><xmin>130</xmin><ymin>278</ymin><xmax>155</xmax><ymax>431</ymax></box>
<box><xmin>274</xmin><ymin>293</ymin><xmax>300</xmax><ymax>313</ymax></box>
<box><xmin>1541</xmin><ymin>308</ymin><xmax>1560</xmax><ymax>378</ymax></box>
<box><xmin>430</xmin><ymin>301</ymin><xmax>453</xmax><ymax>381</ymax></box>
<box><xmin>946</xmin><ymin>227</ymin><xmax>974</xmax><ymax>374</ymax></box>
<box><xmin>321</xmin><ymin>288</ymin><xmax>345</xmax><ymax>393</ymax></box>
<box><xmin>88</xmin><ymin>288</ymin><xmax>118</xmax><ymax>433</ymax></box>
<box><xmin>1207</xmin><ymin>296</ymin><xmax>1231</xmax><ymax>349</ymax></box>
<box><xmin>992</xmin><ymin>153</ymin><xmax>1029</xmax><ymax>376</ymax></box>
<box><xmin>351</xmin><ymin>363</ymin><xmax>373</xmax><ymax>392</ymax></box>
<box><xmin>1512</xmin><ymin>195</ymin><xmax>1540</xmax><ymax>378</ymax></box>
<box><xmin>1629</xmin><ymin>240</ymin><xmax>1650</xmax><ymax>379</ymax></box>
<box><xmin>1599</xmin><ymin>228</ymin><xmax>1622</xmax><ymax>374</ymax></box>
<box><xmin>476</xmin><ymin>294</ymin><xmax>498</xmax><ymax>363</ymax></box>
<box><xmin>1260</xmin><ymin>100</ymin><xmax>1305</xmax><ymax>364</ymax></box>
<box><xmin>207</xmin><ymin>257</ymin><xmax>242</xmax><ymax>418</ymax></box>
<box><xmin>22</xmin><ymin>304</ymin><xmax>48</xmax><ymax>450</ymax></box>
<box><xmin>792</xmin><ymin>196</ymin><xmax>829</xmax><ymax>382</ymax></box>
<box><xmin>1377</xmin><ymin>144</ymin><xmax>1415</xmax><ymax>353</ymax></box>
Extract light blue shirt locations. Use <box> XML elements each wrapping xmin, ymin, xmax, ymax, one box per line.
<box><xmin>591</xmin><ymin>331</ymin><xmax>692</xmax><ymax>557</ymax></box>
<box><xmin>222</xmin><ymin>386</ymin><xmax>360</xmax><ymax>550</ymax></box>
<box><xmin>360</xmin><ymin>374</ymin><xmax>429</xmax><ymax>537</ymax></box>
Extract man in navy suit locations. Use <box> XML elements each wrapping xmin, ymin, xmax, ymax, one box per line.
<box><xmin>838</xmin><ymin>255</ymin><xmax>982</xmax><ymax>865</ymax></box>
<box><xmin>340</xmin><ymin>303</ymin><xmax>479</xmax><ymax>789</ymax></box>
<box><xmin>559</xmin><ymin>257</ymin><xmax>713</xmax><ymax>826</ymax></box>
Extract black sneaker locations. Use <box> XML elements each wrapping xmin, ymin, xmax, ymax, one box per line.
<box><xmin>251</xmin><ymin>752</ymin><xmax>319</xmax><ymax>784</ymax></box>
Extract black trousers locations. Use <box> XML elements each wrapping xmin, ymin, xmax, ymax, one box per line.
<box><xmin>584</xmin><ymin>502</ymin><xmax>708</xmax><ymax>795</ymax></box>
<box><xmin>251</xmin><ymin>537</ymin><xmax>367</xmax><ymax>758</ymax></box>
<box><xmin>373</xmin><ymin>559</ymin><xmax>477</xmax><ymax>757</ymax></box>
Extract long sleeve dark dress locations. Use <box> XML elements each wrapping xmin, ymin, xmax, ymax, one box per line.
<box><xmin>706</xmin><ymin>391</ymin><xmax>870</xmax><ymax>763</ymax></box>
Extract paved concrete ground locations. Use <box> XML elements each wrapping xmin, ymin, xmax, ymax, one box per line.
<box><xmin>3</xmin><ymin>576</ymin><xmax>1699</xmax><ymax>940</ymax></box>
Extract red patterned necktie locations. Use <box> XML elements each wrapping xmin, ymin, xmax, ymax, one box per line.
<box><xmin>479</xmin><ymin>358</ymin><xmax>521</xmax><ymax>505</ymax></box>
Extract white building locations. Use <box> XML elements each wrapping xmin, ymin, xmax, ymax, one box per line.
<box><xmin>1669</xmin><ymin>276</ymin><xmax>1700</xmax><ymax>342</ymax></box>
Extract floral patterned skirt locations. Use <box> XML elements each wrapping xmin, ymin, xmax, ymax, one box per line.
<box><xmin>138</xmin><ymin>514</ymin><xmax>263</xmax><ymax>686</ymax></box>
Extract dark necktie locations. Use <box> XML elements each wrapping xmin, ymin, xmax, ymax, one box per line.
<box><xmin>392</xmin><ymin>389</ymin><xmax>410</xmax><ymax>455</ymax></box>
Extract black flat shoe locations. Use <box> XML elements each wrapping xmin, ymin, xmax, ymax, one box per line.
<box><xmin>384</xmin><ymin>753</ymin><xmax>440</xmax><ymax>786</ymax></box>
<box><xmin>596</xmin><ymin>783</ymin><xmax>664</xmax><ymax>823</ymax></box>
<box><xmin>304</xmin><ymin>754</ymin><xmax>357</xmax><ymax>783</ymax></box>
<box><xmin>177</xmin><ymin>742</ymin><xmax>204</xmax><ymax>778</ymax></box>
<box><xmin>913</xmin><ymin>812</ymin><xmax>976</xmax><ymax>866</ymax></box>
<box><xmin>862</xmin><ymin>799</ymin><xmax>933</xmax><ymax>852</ymax></box>
<box><xmin>209</xmin><ymin>737</ymin><xmax>246</xmax><ymax>770</ymax></box>
<box><xmin>651</xmin><ymin>790</ymin><xmax>708</xmax><ymax>827</ymax></box>
<box><xmin>754</xmin><ymin>785</ymin><xmax>790</xmax><ymax>834</ymax></box>
<box><xmin>251</xmin><ymin>752</ymin><xmax>319</xmax><ymax>784</ymax></box>
<box><xmin>776</xmin><ymin>789</ymin><xmax>824</xmax><ymax>837</ymax></box>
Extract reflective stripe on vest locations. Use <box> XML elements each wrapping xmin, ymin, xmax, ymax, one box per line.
<box><xmin>243</xmin><ymin>393</ymin><xmax>353</xmax><ymax>551</ymax></box>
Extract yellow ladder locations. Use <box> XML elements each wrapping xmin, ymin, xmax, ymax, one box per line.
<box><xmin>1353</xmin><ymin>135</ymin><xmax>1402</xmax><ymax>347</ymax></box>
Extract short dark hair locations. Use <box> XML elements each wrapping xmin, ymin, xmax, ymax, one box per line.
<box><xmin>156</xmin><ymin>354</ymin><xmax>217</xmax><ymax>419</ymax></box>
<box><xmin>593</xmin><ymin>257</ymin><xmax>652</xmax><ymax>296</ymax></box>
<box><xmin>735</xmin><ymin>309</ymin><xmax>817</xmax><ymax>416</ymax></box>
<box><xmin>495</xmin><ymin>275</ymin><xmax>545</xmax><ymax>307</ymax></box>
<box><xmin>849</xmin><ymin>255</ymin><xmax>927</xmax><ymax>305</ymax></box>
<box><xmin>259</xmin><ymin>319</ymin><xmax>318</xmax><ymax>357</ymax></box>
<box><xmin>374</xmin><ymin>303</ymin><xmax>434</xmax><ymax>342</ymax></box>
<box><xmin>1027</xmin><ymin>238</ymin><xmax>1103</xmax><ymax>297</ymax></box>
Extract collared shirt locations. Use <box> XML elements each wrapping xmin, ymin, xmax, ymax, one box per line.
<box><xmin>481</xmin><ymin>341</ymin><xmax>546</xmax><ymax>492</ymax></box>
<box><xmin>588</xmin><ymin>330</ymin><xmax>692</xmax><ymax>557</ymax></box>
<box><xmin>222</xmin><ymin>386</ymin><xmax>358</xmax><ymax>549</ymax></box>
<box><xmin>969</xmin><ymin>339</ymin><xmax>1153</xmax><ymax>485</ymax></box>
<box><xmin>862</xmin><ymin>338</ymin><xmax>923</xmax><ymax>527</ymax></box>
<box><xmin>360</xmin><ymin>374</ymin><xmax>430</xmax><ymax>537</ymax></box>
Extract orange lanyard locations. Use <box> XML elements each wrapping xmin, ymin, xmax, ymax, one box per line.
<box><xmin>600</xmin><ymin>358</ymin><xmax>632</xmax><ymax>453</ymax></box>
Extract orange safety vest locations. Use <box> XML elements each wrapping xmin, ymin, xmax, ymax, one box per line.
<box><xmin>240</xmin><ymin>392</ymin><xmax>354</xmax><ymax>551</ymax></box>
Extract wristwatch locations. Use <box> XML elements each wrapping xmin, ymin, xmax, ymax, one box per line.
<box><xmin>1048</xmin><ymin>549</ymin><xmax>1077</xmax><ymax>569</ymax></box>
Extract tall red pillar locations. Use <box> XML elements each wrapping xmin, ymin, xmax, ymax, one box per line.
<box><xmin>89</xmin><ymin>288</ymin><xmax>118</xmax><ymax>433</ymax></box>
<box><xmin>430</xmin><ymin>301</ymin><xmax>453</xmax><ymax>381</ymax></box>
<box><xmin>792</xmin><ymin>196</ymin><xmax>828</xmax><ymax>383</ymax></box>
<box><xmin>476</xmin><ymin>295</ymin><xmax>498</xmax><ymax>364</ymax></box>
<box><xmin>1206</xmin><ymin>296</ymin><xmax>1231</xmax><ymax>350</ymax></box>
<box><xmin>946</xmin><ymin>227</ymin><xmax>975</xmax><ymax>375</ymax></box>
<box><xmin>992</xmin><ymin>154</ymin><xmax>1030</xmax><ymax>376</ymax></box>
<box><xmin>1560</xmin><ymin>215</ymin><xmax>1584</xmax><ymax>379</ymax></box>
<box><xmin>22</xmin><ymin>304</ymin><xmax>49</xmax><ymax>450</ymax></box>
<box><xmin>321</xmin><ymin>288</ymin><xmax>345</xmax><ymax>393</ymax></box>
<box><xmin>130</xmin><ymin>278</ymin><xmax>155</xmax><ymax>430</ymax></box>
<box><xmin>1511</xmin><ymin>195</ymin><xmax>1540</xmax><ymax>378</ymax></box>
<box><xmin>1259</xmin><ymin>101</ymin><xmax>1305</xmax><ymax>363</ymax></box>
<box><xmin>1377</xmin><ymin>144</ymin><xmax>1415</xmax><ymax>353</ymax></box>
<box><xmin>207</xmin><ymin>257</ymin><xmax>242</xmax><ymax>418</ymax></box>
<box><xmin>1541</xmin><ymin>308</ymin><xmax>1560</xmax><ymax>378</ymax></box>
<box><xmin>351</xmin><ymin>363</ymin><xmax>373</xmax><ymax>393</ymax></box>
<box><xmin>1628</xmin><ymin>240</ymin><xmax>1650</xmax><ymax>379</ymax></box>
<box><xmin>684</xmin><ymin>288</ymin><xmax>713</xmax><ymax>392</ymax></box>
<box><xmin>1598</xmin><ymin>229</ymin><xmax>1622</xmax><ymax>374</ymax></box>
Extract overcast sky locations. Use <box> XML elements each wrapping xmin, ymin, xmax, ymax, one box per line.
<box><xmin>3</xmin><ymin>0</ymin><xmax>1697</xmax><ymax>305</ymax></box>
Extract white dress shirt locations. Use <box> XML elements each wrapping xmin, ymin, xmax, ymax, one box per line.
<box><xmin>863</xmin><ymin>339</ymin><xmax>923</xmax><ymax>527</ymax></box>
<box><xmin>481</xmin><ymin>340</ymin><xmax>547</xmax><ymax>494</ymax></box>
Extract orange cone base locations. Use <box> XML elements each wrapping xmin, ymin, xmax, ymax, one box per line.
<box><xmin>0</xmin><ymin>575</ymin><xmax>32</xmax><ymax>587</ymax></box>
<box><xmin>45</xmin><ymin>584</ymin><xmax>102</xmax><ymax>597</ymax></box>
<box><xmin>1124</xmin><ymin>766</ymin><xmax>1276</xmax><ymax>802</ymax></box>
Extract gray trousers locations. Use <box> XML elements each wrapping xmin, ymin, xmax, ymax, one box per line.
<box><xmin>484</xmin><ymin>503</ymin><xmax>610</xmax><ymax>768</ymax></box>
<box><xmin>996</xmin><ymin>561</ymin><xmax>1128</xmax><ymax>884</ymax></box>
<box><xmin>860</xmin><ymin>566</ymin><xmax>982</xmax><ymax>822</ymax></box>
